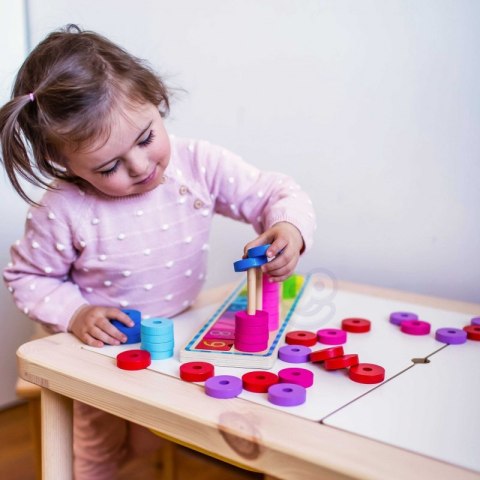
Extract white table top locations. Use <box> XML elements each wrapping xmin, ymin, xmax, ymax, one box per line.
<box><xmin>17</xmin><ymin>280</ymin><xmax>480</xmax><ymax>480</ymax></box>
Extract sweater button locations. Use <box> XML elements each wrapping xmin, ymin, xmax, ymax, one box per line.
<box><xmin>179</xmin><ymin>185</ymin><xmax>188</xmax><ymax>195</ymax></box>
<box><xmin>193</xmin><ymin>199</ymin><xmax>204</xmax><ymax>209</ymax></box>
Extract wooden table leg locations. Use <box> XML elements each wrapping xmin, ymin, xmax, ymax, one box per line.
<box><xmin>41</xmin><ymin>388</ymin><xmax>73</xmax><ymax>479</ymax></box>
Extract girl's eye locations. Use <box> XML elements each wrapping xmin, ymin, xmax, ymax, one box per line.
<box><xmin>139</xmin><ymin>130</ymin><xmax>155</xmax><ymax>148</ymax></box>
<box><xmin>99</xmin><ymin>161</ymin><xmax>120</xmax><ymax>177</ymax></box>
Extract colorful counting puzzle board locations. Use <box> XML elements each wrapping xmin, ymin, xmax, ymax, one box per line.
<box><xmin>179</xmin><ymin>274</ymin><xmax>308</xmax><ymax>368</ymax></box>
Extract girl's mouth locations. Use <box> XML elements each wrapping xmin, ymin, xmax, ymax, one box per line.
<box><xmin>135</xmin><ymin>165</ymin><xmax>158</xmax><ymax>185</ymax></box>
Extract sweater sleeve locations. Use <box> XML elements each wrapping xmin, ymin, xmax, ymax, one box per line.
<box><xmin>188</xmin><ymin>140</ymin><xmax>316</xmax><ymax>252</ymax></box>
<box><xmin>3</xmin><ymin>189</ymin><xmax>88</xmax><ymax>332</ymax></box>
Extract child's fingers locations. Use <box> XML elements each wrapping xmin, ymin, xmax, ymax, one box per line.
<box><xmin>105</xmin><ymin>307</ymin><xmax>134</xmax><ymax>327</ymax></box>
<box><xmin>266</xmin><ymin>238</ymin><xmax>288</xmax><ymax>259</ymax></box>
<box><xmin>243</xmin><ymin>234</ymin><xmax>270</xmax><ymax>258</ymax></box>
<box><xmin>91</xmin><ymin>323</ymin><xmax>124</xmax><ymax>346</ymax></box>
<box><xmin>81</xmin><ymin>331</ymin><xmax>104</xmax><ymax>348</ymax></box>
<box><xmin>264</xmin><ymin>258</ymin><xmax>296</xmax><ymax>280</ymax></box>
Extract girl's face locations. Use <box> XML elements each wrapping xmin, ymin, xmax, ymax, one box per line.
<box><xmin>62</xmin><ymin>101</ymin><xmax>170</xmax><ymax>197</ymax></box>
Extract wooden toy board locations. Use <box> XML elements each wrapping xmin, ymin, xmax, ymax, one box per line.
<box><xmin>178</xmin><ymin>275</ymin><xmax>307</xmax><ymax>368</ymax></box>
<box><xmin>84</xmin><ymin>275</ymin><xmax>479</xmax><ymax>473</ymax></box>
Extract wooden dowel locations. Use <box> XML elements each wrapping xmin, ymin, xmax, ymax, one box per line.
<box><xmin>256</xmin><ymin>268</ymin><xmax>263</xmax><ymax>310</ymax></box>
<box><xmin>247</xmin><ymin>268</ymin><xmax>256</xmax><ymax>315</ymax></box>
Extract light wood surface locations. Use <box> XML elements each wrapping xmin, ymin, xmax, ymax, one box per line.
<box><xmin>17</xmin><ymin>281</ymin><xmax>480</xmax><ymax>480</ymax></box>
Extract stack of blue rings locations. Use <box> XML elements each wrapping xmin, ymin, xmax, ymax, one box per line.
<box><xmin>140</xmin><ymin>317</ymin><xmax>174</xmax><ymax>360</ymax></box>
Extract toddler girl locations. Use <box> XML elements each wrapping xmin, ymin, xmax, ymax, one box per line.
<box><xmin>0</xmin><ymin>24</ymin><xmax>315</xmax><ymax>479</ymax></box>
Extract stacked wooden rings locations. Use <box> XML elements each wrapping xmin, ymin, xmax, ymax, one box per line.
<box><xmin>141</xmin><ymin>317</ymin><xmax>174</xmax><ymax>360</ymax></box>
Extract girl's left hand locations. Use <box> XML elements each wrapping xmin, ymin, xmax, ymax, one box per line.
<box><xmin>244</xmin><ymin>221</ymin><xmax>304</xmax><ymax>282</ymax></box>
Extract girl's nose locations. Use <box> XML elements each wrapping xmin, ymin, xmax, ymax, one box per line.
<box><xmin>126</xmin><ymin>154</ymin><xmax>149</xmax><ymax>177</ymax></box>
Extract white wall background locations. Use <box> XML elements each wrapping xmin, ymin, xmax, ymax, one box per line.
<box><xmin>0</xmin><ymin>0</ymin><xmax>34</xmax><ymax>407</ymax></box>
<box><xmin>1</xmin><ymin>0</ymin><xmax>479</xmax><ymax>405</ymax></box>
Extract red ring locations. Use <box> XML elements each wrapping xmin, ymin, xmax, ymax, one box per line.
<box><xmin>463</xmin><ymin>325</ymin><xmax>480</xmax><ymax>341</ymax></box>
<box><xmin>309</xmin><ymin>346</ymin><xmax>344</xmax><ymax>363</ymax></box>
<box><xmin>349</xmin><ymin>363</ymin><xmax>385</xmax><ymax>384</ymax></box>
<box><xmin>116</xmin><ymin>349</ymin><xmax>151</xmax><ymax>370</ymax></box>
<box><xmin>285</xmin><ymin>330</ymin><xmax>317</xmax><ymax>346</ymax></box>
<box><xmin>341</xmin><ymin>318</ymin><xmax>371</xmax><ymax>333</ymax></box>
<box><xmin>242</xmin><ymin>371</ymin><xmax>279</xmax><ymax>393</ymax></box>
<box><xmin>324</xmin><ymin>354</ymin><xmax>359</xmax><ymax>371</ymax></box>
<box><xmin>179</xmin><ymin>361</ymin><xmax>215</xmax><ymax>382</ymax></box>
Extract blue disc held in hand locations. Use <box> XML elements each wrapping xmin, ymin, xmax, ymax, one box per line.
<box><xmin>233</xmin><ymin>256</ymin><xmax>268</xmax><ymax>272</ymax></box>
<box><xmin>247</xmin><ymin>244</ymin><xmax>271</xmax><ymax>258</ymax></box>
<box><xmin>111</xmin><ymin>309</ymin><xmax>142</xmax><ymax>344</ymax></box>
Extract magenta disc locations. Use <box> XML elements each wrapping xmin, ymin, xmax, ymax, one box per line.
<box><xmin>400</xmin><ymin>319</ymin><xmax>431</xmax><ymax>336</ymax></box>
<box><xmin>234</xmin><ymin>340</ymin><xmax>268</xmax><ymax>352</ymax></box>
<box><xmin>235</xmin><ymin>310</ymin><xmax>269</xmax><ymax>327</ymax></box>
<box><xmin>278</xmin><ymin>367</ymin><xmax>314</xmax><ymax>388</ymax></box>
<box><xmin>316</xmin><ymin>328</ymin><xmax>347</xmax><ymax>345</ymax></box>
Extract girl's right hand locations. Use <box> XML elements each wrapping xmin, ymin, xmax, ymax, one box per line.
<box><xmin>68</xmin><ymin>305</ymin><xmax>134</xmax><ymax>347</ymax></box>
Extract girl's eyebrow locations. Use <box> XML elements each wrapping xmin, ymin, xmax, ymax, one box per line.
<box><xmin>94</xmin><ymin>121</ymin><xmax>153</xmax><ymax>171</ymax></box>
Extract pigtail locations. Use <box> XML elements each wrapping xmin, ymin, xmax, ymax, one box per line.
<box><xmin>0</xmin><ymin>94</ymin><xmax>52</xmax><ymax>204</ymax></box>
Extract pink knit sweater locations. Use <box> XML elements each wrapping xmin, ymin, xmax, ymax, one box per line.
<box><xmin>4</xmin><ymin>136</ymin><xmax>316</xmax><ymax>332</ymax></box>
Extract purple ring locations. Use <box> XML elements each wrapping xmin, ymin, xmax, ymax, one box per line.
<box><xmin>268</xmin><ymin>383</ymin><xmax>306</xmax><ymax>406</ymax></box>
<box><xmin>389</xmin><ymin>311</ymin><xmax>418</xmax><ymax>326</ymax></box>
<box><xmin>471</xmin><ymin>317</ymin><xmax>480</xmax><ymax>326</ymax></box>
<box><xmin>205</xmin><ymin>375</ymin><xmax>243</xmax><ymax>399</ymax></box>
<box><xmin>435</xmin><ymin>327</ymin><xmax>467</xmax><ymax>345</ymax></box>
<box><xmin>278</xmin><ymin>345</ymin><xmax>311</xmax><ymax>363</ymax></box>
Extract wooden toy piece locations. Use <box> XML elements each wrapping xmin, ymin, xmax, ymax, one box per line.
<box><xmin>234</xmin><ymin>310</ymin><xmax>269</xmax><ymax>352</ymax></box>
<box><xmin>141</xmin><ymin>317</ymin><xmax>175</xmax><ymax>360</ymax></box>
<box><xmin>141</xmin><ymin>339</ymin><xmax>175</xmax><ymax>352</ymax></box>
<box><xmin>463</xmin><ymin>325</ymin><xmax>480</xmax><ymax>341</ymax></box>
<box><xmin>246</xmin><ymin>245</ymin><xmax>270</xmax><ymax>310</ymax></box>
<box><xmin>317</xmin><ymin>328</ymin><xmax>347</xmax><ymax>345</ymax></box>
<box><xmin>233</xmin><ymin>256</ymin><xmax>268</xmax><ymax>314</ymax></box>
<box><xmin>435</xmin><ymin>327</ymin><xmax>467</xmax><ymax>345</ymax></box>
<box><xmin>282</xmin><ymin>274</ymin><xmax>304</xmax><ymax>299</ymax></box>
<box><xmin>141</xmin><ymin>317</ymin><xmax>174</xmax><ymax>335</ymax></box>
<box><xmin>242</xmin><ymin>371</ymin><xmax>279</xmax><ymax>393</ymax></box>
<box><xmin>205</xmin><ymin>375</ymin><xmax>243</xmax><ymax>399</ymax></box>
<box><xmin>116</xmin><ymin>349</ymin><xmax>151</xmax><ymax>370</ymax></box>
<box><xmin>278</xmin><ymin>345</ymin><xmax>311</xmax><ymax>363</ymax></box>
<box><xmin>180</xmin><ymin>272</ymin><xmax>309</xmax><ymax>369</ymax></box>
<box><xmin>324</xmin><ymin>354</ymin><xmax>359</xmax><ymax>371</ymax></box>
<box><xmin>262</xmin><ymin>274</ymin><xmax>280</xmax><ymax>330</ymax></box>
<box><xmin>247</xmin><ymin>244</ymin><xmax>271</xmax><ymax>258</ymax></box>
<box><xmin>400</xmin><ymin>319</ymin><xmax>431</xmax><ymax>336</ymax></box>
<box><xmin>309</xmin><ymin>346</ymin><xmax>344</xmax><ymax>363</ymax></box>
<box><xmin>341</xmin><ymin>318</ymin><xmax>371</xmax><ymax>333</ymax></box>
<box><xmin>349</xmin><ymin>363</ymin><xmax>385</xmax><ymax>384</ymax></box>
<box><xmin>110</xmin><ymin>308</ymin><xmax>142</xmax><ymax>344</ymax></box>
<box><xmin>255</xmin><ymin>268</ymin><xmax>263</xmax><ymax>310</ymax></box>
<box><xmin>179</xmin><ymin>362</ymin><xmax>215</xmax><ymax>382</ymax></box>
<box><xmin>267</xmin><ymin>383</ymin><xmax>306</xmax><ymax>407</ymax></box>
<box><xmin>285</xmin><ymin>330</ymin><xmax>317</xmax><ymax>346</ymax></box>
<box><xmin>389</xmin><ymin>311</ymin><xmax>418</xmax><ymax>326</ymax></box>
<box><xmin>278</xmin><ymin>367</ymin><xmax>314</xmax><ymax>388</ymax></box>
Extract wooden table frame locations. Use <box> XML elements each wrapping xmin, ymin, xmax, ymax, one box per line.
<box><xmin>17</xmin><ymin>281</ymin><xmax>480</xmax><ymax>480</ymax></box>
